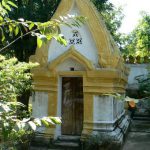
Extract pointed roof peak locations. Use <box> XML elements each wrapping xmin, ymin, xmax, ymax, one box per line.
<box><xmin>52</xmin><ymin>0</ymin><xmax>123</xmax><ymax>68</ymax></box>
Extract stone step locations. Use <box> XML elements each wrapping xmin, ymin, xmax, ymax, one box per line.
<box><xmin>58</xmin><ymin>135</ymin><xmax>80</xmax><ymax>142</ymax></box>
<box><xmin>134</xmin><ymin>113</ymin><xmax>150</xmax><ymax>117</ymax></box>
<box><xmin>30</xmin><ymin>144</ymin><xmax>78</xmax><ymax>150</ymax></box>
<box><xmin>30</xmin><ymin>146</ymin><xmax>48</xmax><ymax>150</ymax></box>
<box><xmin>54</xmin><ymin>141</ymin><xmax>79</xmax><ymax>147</ymax></box>
<box><xmin>49</xmin><ymin>136</ymin><xmax>81</xmax><ymax>150</ymax></box>
<box><xmin>48</xmin><ymin>149</ymin><xmax>63</xmax><ymax>150</ymax></box>
<box><xmin>130</xmin><ymin>120</ymin><xmax>150</xmax><ymax>132</ymax></box>
<box><xmin>50</xmin><ymin>141</ymin><xmax>80</xmax><ymax>150</ymax></box>
<box><xmin>30</xmin><ymin>147</ymin><xmax>63</xmax><ymax>150</ymax></box>
<box><xmin>133</xmin><ymin>116</ymin><xmax>150</xmax><ymax>121</ymax></box>
<box><xmin>132</xmin><ymin>120</ymin><xmax>150</xmax><ymax>124</ymax></box>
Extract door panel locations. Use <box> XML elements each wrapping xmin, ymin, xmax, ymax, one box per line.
<box><xmin>62</xmin><ymin>77</ymin><xmax>83</xmax><ymax>135</ymax></box>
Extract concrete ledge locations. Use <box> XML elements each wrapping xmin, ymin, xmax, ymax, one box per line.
<box><xmin>81</xmin><ymin>115</ymin><xmax>130</xmax><ymax>150</ymax></box>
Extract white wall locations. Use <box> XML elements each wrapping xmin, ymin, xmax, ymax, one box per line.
<box><xmin>93</xmin><ymin>95</ymin><xmax>124</xmax><ymax>123</ymax></box>
<box><xmin>56</xmin><ymin>58</ymin><xmax>86</xmax><ymax>71</ymax></box>
<box><xmin>93</xmin><ymin>96</ymin><xmax>113</xmax><ymax>122</ymax></box>
<box><xmin>127</xmin><ymin>64</ymin><xmax>149</xmax><ymax>89</ymax></box>
<box><xmin>32</xmin><ymin>92</ymin><xmax>48</xmax><ymax>118</ymax></box>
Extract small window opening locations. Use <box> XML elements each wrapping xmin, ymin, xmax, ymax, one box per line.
<box><xmin>70</xmin><ymin>67</ymin><xmax>75</xmax><ymax>71</ymax></box>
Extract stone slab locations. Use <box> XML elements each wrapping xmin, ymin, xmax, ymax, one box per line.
<box><xmin>130</xmin><ymin>120</ymin><xmax>150</xmax><ymax>132</ymax></box>
<box><xmin>122</xmin><ymin>132</ymin><xmax>150</xmax><ymax>150</ymax></box>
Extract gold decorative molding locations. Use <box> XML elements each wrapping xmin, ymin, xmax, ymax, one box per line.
<box><xmin>32</xmin><ymin>71</ymin><xmax>127</xmax><ymax>94</ymax></box>
<box><xmin>30</xmin><ymin>43</ymin><xmax>49</xmax><ymax>67</ymax></box>
<box><xmin>48</xmin><ymin>46</ymin><xmax>94</xmax><ymax>71</ymax></box>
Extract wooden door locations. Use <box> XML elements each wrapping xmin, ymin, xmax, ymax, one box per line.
<box><xmin>61</xmin><ymin>77</ymin><xmax>83</xmax><ymax>135</ymax></box>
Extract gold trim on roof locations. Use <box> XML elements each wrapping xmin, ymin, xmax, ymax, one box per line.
<box><xmin>48</xmin><ymin>46</ymin><xmax>94</xmax><ymax>71</ymax></box>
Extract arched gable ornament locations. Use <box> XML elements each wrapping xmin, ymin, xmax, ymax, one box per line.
<box><xmin>48</xmin><ymin>46</ymin><xmax>94</xmax><ymax>72</ymax></box>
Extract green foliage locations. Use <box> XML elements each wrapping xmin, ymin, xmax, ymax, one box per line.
<box><xmin>0</xmin><ymin>55</ymin><xmax>38</xmax><ymax>102</ymax></box>
<box><xmin>102</xmin><ymin>6</ymin><xmax>124</xmax><ymax>48</ymax></box>
<box><xmin>1</xmin><ymin>0</ymin><xmax>61</xmax><ymax>61</ymax></box>
<box><xmin>0</xmin><ymin>55</ymin><xmax>61</xmax><ymax>149</ymax></box>
<box><xmin>122</xmin><ymin>12</ymin><xmax>150</xmax><ymax>56</ymax></box>
<box><xmin>0</xmin><ymin>12</ymin><xmax>85</xmax><ymax>53</ymax></box>
<box><xmin>91</xmin><ymin>0</ymin><xmax>110</xmax><ymax>12</ymax></box>
<box><xmin>0</xmin><ymin>0</ymin><xmax>17</xmax><ymax>44</ymax></box>
<box><xmin>0</xmin><ymin>101</ymin><xmax>61</xmax><ymax>149</ymax></box>
<box><xmin>92</xmin><ymin>0</ymin><xmax>124</xmax><ymax>47</ymax></box>
<box><xmin>0</xmin><ymin>0</ymin><xmax>86</xmax><ymax>61</ymax></box>
<box><xmin>10</xmin><ymin>0</ymin><xmax>61</xmax><ymax>22</ymax></box>
<box><xmin>0</xmin><ymin>0</ymin><xmax>17</xmax><ymax>17</ymax></box>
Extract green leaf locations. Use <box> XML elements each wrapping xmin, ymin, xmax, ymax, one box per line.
<box><xmin>9</xmin><ymin>25</ymin><xmax>13</xmax><ymax>33</ymax></box>
<box><xmin>34</xmin><ymin>118</ymin><xmax>42</xmax><ymax>126</ymax></box>
<box><xmin>22</xmin><ymin>118</ymin><xmax>30</xmax><ymax>123</ymax></box>
<box><xmin>53</xmin><ymin>35</ymin><xmax>67</xmax><ymax>46</ymax></box>
<box><xmin>50</xmin><ymin>117</ymin><xmax>61</xmax><ymax>124</ymax></box>
<box><xmin>0</xmin><ymin>103</ymin><xmax>11</xmax><ymax>112</ymax></box>
<box><xmin>28</xmin><ymin>121</ymin><xmax>36</xmax><ymax>131</ymax></box>
<box><xmin>21</xmin><ymin>22</ymin><xmax>29</xmax><ymax>27</ymax></box>
<box><xmin>15</xmin><ymin>122</ymin><xmax>22</xmax><ymax>130</ymax></box>
<box><xmin>41</xmin><ymin>119</ymin><xmax>49</xmax><ymax>127</ymax></box>
<box><xmin>37</xmin><ymin>37</ymin><xmax>43</xmax><ymax>48</ymax></box>
<box><xmin>14</xmin><ymin>26</ymin><xmax>19</xmax><ymax>36</ymax></box>
<box><xmin>18</xmin><ymin>18</ymin><xmax>24</xmax><ymax>22</ymax></box>
<box><xmin>7</xmin><ymin>1</ymin><xmax>17</xmax><ymax>8</ymax></box>
<box><xmin>29</xmin><ymin>23</ymin><xmax>35</xmax><ymax>30</ymax></box>
<box><xmin>0</xmin><ymin>16</ymin><xmax>4</xmax><ymax>22</ymax></box>
<box><xmin>2</xmin><ymin>2</ymin><xmax>11</xmax><ymax>11</ymax></box>
<box><xmin>46</xmin><ymin>34</ymin><xmax>52</xmax><ymax>40</ymax></box>
<box><xmin>4</xmin><ymin>122</ymin><xmax>9</xmax><ymax>128</ymax></box>
<box><xmin>2</xmin><ymin>0</ymin><xmax>6</xmax><ymax>7</ymax></box>
<box><xmin>44</xmin><ymin>117</ymin><xmax>54</xmax><ymax>125</ymax></box>
<box><xmin>0</xmin><ymin>27</ymin><xmax>5</xmax><ymax>42</ymax></box>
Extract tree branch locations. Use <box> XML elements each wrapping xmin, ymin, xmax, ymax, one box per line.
<box><xmin>0</xmin><ymin>28</ymin><xmax>39</xmax><ymax>53</ymax></box>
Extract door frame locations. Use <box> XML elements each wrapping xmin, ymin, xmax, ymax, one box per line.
<box><xmin>56</xmin><ymin>73</ymin><xmax>84</xmax><ymax>137</ymax></box>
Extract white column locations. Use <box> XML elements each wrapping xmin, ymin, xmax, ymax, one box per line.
<box><xmin>32</xmin><ymin>91</ymin><xmax>48</xmax><ymax>118</ymax></box>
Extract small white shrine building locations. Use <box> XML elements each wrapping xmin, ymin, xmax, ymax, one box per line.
<box><xmin>30</xmin><ymin>0</ymin><xmax>130</xmax><ymax>145</ymax></box>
